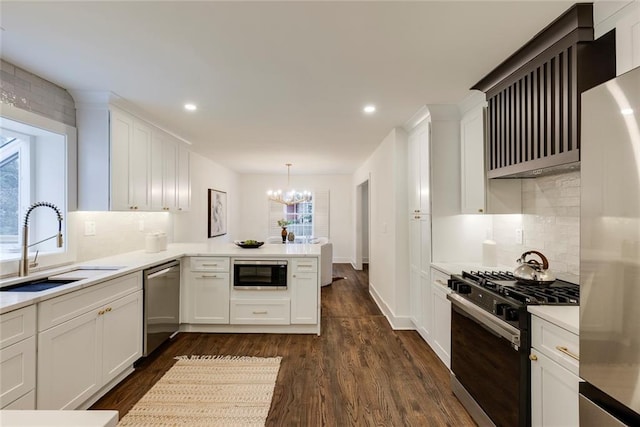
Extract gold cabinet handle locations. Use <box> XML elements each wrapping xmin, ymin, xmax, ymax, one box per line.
<box><xmin>556</xmin><ymin>346</ymin><xmax>579</xmax><ymax>361</ymax></box>
<box><xmin>529</xmin><ymin>354</ymin><xmax>538</xmax><ymax>361</ymax></box>
<box><xmin>200</xmin><ymin>274</ymin><xmax>218</xmax><ymax>278</ymax></box>
<box><xmin>252</xmin><ymin>311</ymin><xmax>268</xmax><ymax>315</ymax></box>
<box><xmin>106</xmin><ymin>307</ymin><xmax>112</xmax><ymax>312</ymax></box>
<box><xmin>98</xmin><ymin>310</ymin><xmax>105</xmax><ymax>315</ymax></box>
<box><xmin>435</xmin><ymin>279</ymin><xmax>448</xmax><ymax>286</ymax></box>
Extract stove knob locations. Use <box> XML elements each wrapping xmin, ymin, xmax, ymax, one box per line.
<box><xmin>458</xmin><ymin>284</ymin><xmax>472</xmax><ymax>294</ymax></box>
<box><xmin>505</xmin><ymin>307</ymin><xmax>519</xmax><ymax>322</ymax></box>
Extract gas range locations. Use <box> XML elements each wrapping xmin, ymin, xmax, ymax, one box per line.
<box><xmin>447</xmin><ymin>271</ymin><xmax>580</xmax><ymax>427</ymax></box>
<box><xmin>448</xmin><ymin>271</ymin><xmax>580</xmax><ymax>329</ymax></box>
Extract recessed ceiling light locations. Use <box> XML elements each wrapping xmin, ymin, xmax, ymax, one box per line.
<box><xmin>621</xmin><ymin>108</ymin><xmax>634</xmax><ymax>116</ymax></box>
<box><xmin>184</xmin><ymin>103</ymin><xmax>197</xmax><ymax>111</ymax></box>
<box><xmin>363</xmin><ymin>105</ymin><xmax>376</xmax><ymax>114</ymax></box>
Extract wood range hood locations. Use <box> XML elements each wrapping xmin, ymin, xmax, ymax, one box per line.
<box><xmin>472</xmin><ymin>3</ymin><xmax>616</xmax><ymax>179</ymax></box>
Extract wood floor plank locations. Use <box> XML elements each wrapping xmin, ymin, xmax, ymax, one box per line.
<box><xmin>91</xmin><ymin>263</ymin><xmax>475</xmax><ymax>426</ymax></box>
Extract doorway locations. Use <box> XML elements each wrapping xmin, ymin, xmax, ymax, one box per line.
<box><xmin>354</xmin><ymin>179</ymin><xmax>370</xmax><ymax>271</ymax></box>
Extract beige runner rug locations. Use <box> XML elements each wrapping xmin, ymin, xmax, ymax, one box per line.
<box><xmin>118</xmin><ymin>355</ymin><xmax>282</xmax><ymax>427</ymax></box>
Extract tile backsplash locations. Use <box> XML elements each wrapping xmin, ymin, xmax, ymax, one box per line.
<box><xmin>70</xmin><ymin>211</ymin><xmax>172</xmax><ymax>262</ymax></box>
<box><xmin>493</xmin><ymin>171</ymin><xmax>580</xmax><ymax>283</ymax></box>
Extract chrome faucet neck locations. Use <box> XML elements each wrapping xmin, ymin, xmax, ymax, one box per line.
<box><xmin>19</xmin><ymin>202</ymin><xmax>64</xmax><ymax>277</ymax></box>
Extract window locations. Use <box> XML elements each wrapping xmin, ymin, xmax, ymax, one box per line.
<box><xmin>269</xmin><ymin>190</ymin><xmax>329</xmax><ymax>239</ymax></box>
<box><xmin>0</xmin><ymin>112</ymin><xmax>73</xmax><ymax>261</ymax></box>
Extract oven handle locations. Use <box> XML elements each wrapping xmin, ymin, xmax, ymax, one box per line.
<box><xmin>447</xmin><ymin>292</ymin><xmax>521</xmax><ymax>348</ymax></box>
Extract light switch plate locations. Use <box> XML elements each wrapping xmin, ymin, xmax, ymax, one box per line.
<box><xmin>84</xmin><ymin>221</ymin><xmax>96</xmax><ymax>236</ymax></box>
<box><xmin>515</xmin><ymin>228</ymin><xmax>523</xmax><ymax>244</ymax></box>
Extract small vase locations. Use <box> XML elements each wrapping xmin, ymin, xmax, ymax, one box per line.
<box><xmin>281</xmin><ymin>227</ymin><xmax>287</xmax><ymax>243</ymax></box>
<box><xmin>287</xmin><ymin>231</ymin><xmax>295</xmax><ymax>242</ymax></box>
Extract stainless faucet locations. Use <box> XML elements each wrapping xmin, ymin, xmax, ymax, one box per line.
<box><xmin>19</xmin><ymin>201</ymin><xmax>63</xmax><ymax>277</ymax></box>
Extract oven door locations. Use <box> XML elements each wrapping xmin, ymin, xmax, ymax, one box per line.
<box><xmin>448</xmin><ymin>293</ymin><xmax>527</xmax><ymax>427</ymax></box>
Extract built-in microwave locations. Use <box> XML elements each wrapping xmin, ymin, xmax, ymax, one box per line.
<box><xmin>232</xmin><ymin>259</ymin><xmax>288</xmax><ymax>290</ymax></box>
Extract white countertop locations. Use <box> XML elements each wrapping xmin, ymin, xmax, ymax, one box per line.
<box><xmin>528</xmin><ymin>305</ymin><xmax>579</xmax><ymax>335</ymax></box>
<box><xmin>0</xmin><ymin>242</ymin><xmax>321</xmax><ymax>314</ymax></box>
<box><xmin>0</xmin><ymin>410</ymin><xmax>118</xmax><ymax>427</ymax></box>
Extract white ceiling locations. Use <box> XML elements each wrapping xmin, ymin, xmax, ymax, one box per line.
<box><xmin>0</xmin><ymin>0</ymin><xmax>577</xmax><ymax>174</ymax></box>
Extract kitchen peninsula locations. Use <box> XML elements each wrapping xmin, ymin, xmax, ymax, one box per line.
<box><xmin>0</xmin><ymin>242</ymin><xmax>322</xmax><ymax>411</ymax></box>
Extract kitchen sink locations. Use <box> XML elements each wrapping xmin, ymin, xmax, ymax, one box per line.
<box><xmin>0</xmin><ymin>278</ymin><xmax>79</xmax><ymax>292</ymax></box>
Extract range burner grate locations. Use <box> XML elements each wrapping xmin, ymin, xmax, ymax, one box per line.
<box><xmin>459</xmin><ymin>270</ymin><xmax>579</xmax><ymax>305</ymax></box>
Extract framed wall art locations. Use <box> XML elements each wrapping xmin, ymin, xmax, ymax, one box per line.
<box><xmin>208</xmin><ymin>189</ymin><xmax>227</xmax><ymax>238</ymax></box>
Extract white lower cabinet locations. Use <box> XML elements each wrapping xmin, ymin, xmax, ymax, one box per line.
<box><xmin>0</xmin><ymin>305</ymin><xmax>36</xmax><ymax>409</ymax></box>
<box><xmin>184</xmin><ymin>257</ymin><xmax>230</xmax><ymax>324</ymax></box>
<box><xmin>37</xmin><ymin>273</ymin><xmax>143</xmax><ymax>410</ymax></box>
<box><xmin>290</xmin><ymin>259</ymin><xmax>318</xmax><ymax>324</ymax></box>
<box><xmin>429</xmin><ymin>268</ymin><xmax>451</xmax><ymax>369</ymax></box>
<box><xmin>189</xmin><ymin>272</ymin><xmax>230</xmax><ymax>324</ymax></box>
<box><xmin>530</xmin><ymin>314</ymin><xmax>580</xmax><ymax>427</ymax></box>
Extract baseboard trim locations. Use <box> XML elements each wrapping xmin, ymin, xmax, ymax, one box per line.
<box><xmin>369</xmin><ymin>283</ymin><xmax>414</xmax><ymax>330</ymax></box>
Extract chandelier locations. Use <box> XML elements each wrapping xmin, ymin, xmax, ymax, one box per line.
<box><xmin>267</xmin><ymin>163</ymin><xmax>311</xmax><ymax>206</ymax></box>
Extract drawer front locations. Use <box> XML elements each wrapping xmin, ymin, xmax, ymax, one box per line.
<box><xmin>230</xmin><ymin>299</ymin><xmax>290</xmax><ymax>325</ymax></box>
<box><xmin>531</xmin><ymin>315</ymin><xmax>579</xmax><ymax>375</ymax></box>
<box><xmin>39</xmin><ymin>272</ymin><xmax>141</xmax><ymax>332</ymax></box>
<box><xmin>292</xmin><ymin>258</ymin><xmax>318</xmax><ymax>273</ymax></box>
<box><xmin>0</xmin><ymin>335</ymin><xmax>36</xmax><ymax>408</ymax></box>
<box><xmin>0</xmin><ymin>305</ymin><xmax>36</xmax><ymax>349</ymax></box>
<box><xmin>190</xmin><ymin>257</ymin><xmax>230</xmax><ymax>272</ymax></box>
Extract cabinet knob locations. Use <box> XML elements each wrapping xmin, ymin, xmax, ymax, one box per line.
<box><xmin>98</xmin><ymin>310</ymin><xmax>105</xmax><ymax>315</ymax></box>
<box><xmin>529</xmin><ymin>354</ymin><xmax>538</xmax><ymax>361</ymax></box>
<box><xmin>478</xmin><ymin>208</ymin><xmax>484</xmax><ymax>213</ymax></box>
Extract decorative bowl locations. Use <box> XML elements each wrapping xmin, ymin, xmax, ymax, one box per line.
<box><xmin>234</xmin><ymin>241</ymin><xmax>264</xmax><ymax>249</ymax></box>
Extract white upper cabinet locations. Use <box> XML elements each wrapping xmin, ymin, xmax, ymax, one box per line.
<box><xmin>460</xmin><ymin>102</ymin><xmax>486</xmax><ymax>214</ymax></box>
<box><xmin>74</xmin><ymin>93</ymin><xmax>191</xmax><ymax>212</ymax></box>
<box><xmin>151</xmin><ymin>130</ymin><xmax>182</xmax><ymax>211</ymax></box>
<box><xmin>458</xmin><ymin>92</ymin><xmax>521</xmax><ymax>215</ymax></box>
<box><xmin>110</xmin><ymin>108</ymin><xmax>151</xmax><ymax>211</ymax></box>
<box><xmin>595</xmin><ymin>1</ymin><xmax>640</xmax><ymax>75</ymax></box>
<box><xmin>408</xmin><ymin>119</ymin><xmax>430</xmax><ymax>215</ymax></box>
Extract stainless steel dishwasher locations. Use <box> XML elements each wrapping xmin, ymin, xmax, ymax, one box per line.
<box><xmin>143</xmin><ymin>259</ymin><xmax>180</xmax><ymax>356</ymax></box>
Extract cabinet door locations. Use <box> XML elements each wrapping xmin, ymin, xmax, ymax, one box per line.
<box><xmin>190</xmin><ymin>272</ymin><xmax>230</xmax><ymax>324</ymax></box>
<box><xmin>460</xmin><ymin>105</ymin><xmax>487</xmax><ymax>214</ymax></box>
<box><xmin>409</xmin><ymin>218</ymin><xmax>422</xmax><ymax>328</ymax></box>
<box><xmin>177</xmin><ymin>145</ymin><xmax>190</xmax><ymax>211</ymax></box>
<box><xmin>37</xmin><ymin>310</ymin><xmax>101</xmax><ymax>410</ymax></box>
<box><xmin>129</xmin><ymin>120</ymin><xmax>151</xmax><ymax>210</ymax></box>
<box><xmin>530</xmin><ymin>349</ymin><xmax>579</xmax><ymax>427</ymax></box>
<box><xmin>162</xmin><ymin>137</ymin><xmax>178</xmax><ymax>211</ymax></box>
<box><xmin>0</xmin><ymin>336</ymin><xmax>36</xmax><ymax>409</ymax></box>
<box><xmin>431</xmin><ymin>283</ymin><xmax>451</xmax><ymax>368</ymax></box>
<box><xmin>408</xmin><ymin>120</ymin><xmax>430</xmax><ymax>214</ymax></box>
<box><xmin>150</xmin><ymin>131</ymin><xmax>165</xmax><ymax>210</ymax></box>
<box><xmin>109</xmin><ymin>109</ymin><xmax>134</xmax><ymax>211</ymax></box>
<box><xmin>615</xmin><ymin>2</ymin><xmax>640</xmax><ymax>75</ymax></box>
<box><xmin>290</xmin><ymin>272</ymin><xmax>318</xmax><ymax>324</ymax></box>
<box><xmin>102</xmin><ymin>290</ymin><xmax>143</xmax><ymax>385</ymax></box>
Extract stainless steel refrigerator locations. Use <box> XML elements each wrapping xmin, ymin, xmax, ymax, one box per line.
<box><xmin>580</xmin><ymin>65</ymin><xmax>640</xmax><ymax>426</ymax></box>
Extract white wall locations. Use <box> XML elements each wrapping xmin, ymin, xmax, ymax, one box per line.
<box><xmin>353</xmin><ymin>127</ymin><xmax>410</xmax><ymax>328</ymax></box>
<box><xmin>237</xmin><ymin>173</ymin><xmax>352</xmax><ymax>262</ymax></box>
<box><xmin>173</xmin><ymin>151</ymin><xmax>239</xmax><ymax>243</ymax></box>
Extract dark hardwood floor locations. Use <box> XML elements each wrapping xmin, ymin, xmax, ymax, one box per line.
<box><xmin>91</xmin><ymin>263</ymin><xmax>475</xmax><ymax>426</ymax></box>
